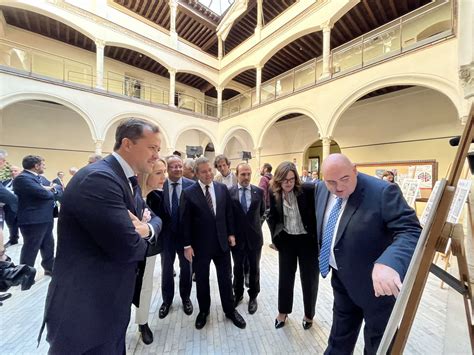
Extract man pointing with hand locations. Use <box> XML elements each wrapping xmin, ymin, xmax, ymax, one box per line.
<box><xmin>314</xmin><ymin>154</ymin><xmax>421</xmax><ymax>355</ymax></box>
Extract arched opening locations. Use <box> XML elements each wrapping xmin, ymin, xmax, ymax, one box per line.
<box><xmin>222</xmin><ymin>68</ymin><xmax>256</xmax><ymax>115</ymax></box>
<box><xmin>221</xmin><ymin>128</ymin><xmax>255</xmax><ymax>175</ymax></box>
<box><xmin>102</xmin><ymin>117</ymin><xmax>171</xmax><ymax>157</ymax></box>
<box><xmin>1</xmin><ymin>99</ymin><xmax>95</xmax><ymax>184</ymax></box>
<box><xmin>175</xmin><ymin>129</ymin><xmax>216</xmax><ymax>162</ymax></box>
<box><xmin>303</xmin><ymin>139</ymin><xmax>341</xmax><ymax>180</ymax></box>
<box><xmin>259</xmin><ymin>112</ymin><xmax>321</xmax><ymax>179</ymax></box>
<box><xmin>332</xmin><ymin>85</ymin><xmax>462</xmax><ymax>183</ymax></box>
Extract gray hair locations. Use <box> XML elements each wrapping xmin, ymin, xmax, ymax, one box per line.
<box><xmin>183</xmin><ymin>158</ymin><xmax>195</xmax><ymax>169</ymax></box>
<box><xmin>194</xmin><ymin>156</ymin><xmax>209</xmax><ymax>174</ymax></box>
<box><xmin>166</xmin><ymin>155</ymin><xmax>183</xmax><ymax>165</ymax></box>
<box><xmin>0</xmin><ymin>149</ymin><xmax>7</xmax><ymax>160</ymax></box>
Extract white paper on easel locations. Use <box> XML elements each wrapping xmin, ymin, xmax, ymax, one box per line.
<box><xmin>420</xmin><ymin>181</ymin><xmax>441</xmax><ymax>227</ymax></box>
<box><xmin>401</xmin><ymin>178</ymin><xmax>421</xmax><ymax>207</ymax></box>
<box><xmin>446</xmin><ymin>179</ymin><xmax>472</xmax><ymax>224</ymax></box>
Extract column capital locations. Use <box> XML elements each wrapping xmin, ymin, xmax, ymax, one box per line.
<box><xmin>168</xmin><ymin>68</ymin><xmax>177</xmax><ymax>75</ymax></box>
<box><xmin>321</xmin><ymin>21</ymin><xmax>333</xmax><ymax>32</ymax></box>
<box><xmin>94</xmin><ymin>39</ymin><xmax>106</xmax><ymax>49</ymax></box>
<box><xmin>459</xmin><ymin>64</ymin><xmax>474</xmax><ymax>100</ymax></box>
<box><xmin>169</xmin><ymin>0</ymin><xmax>178</xmax><ymax>9</ymax></box>
<box><xmin>321</xmin><ymin>136</ymin><xmax>333</xmax><ymax>145</ymax></box>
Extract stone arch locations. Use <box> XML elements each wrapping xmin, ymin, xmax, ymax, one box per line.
<box><xmin>256</xmin><ymin>107</ymin><xmax>323</xmax><ymax>148</ymax></box>
<box><xmin>1</xmin><ymin>92</ymin><xmax>97</xmax><ymax>140</ymax></box>
<box><xmin>176</xmin><ymin>69</ymin><xmax>218</xmax><ymax>88</ymax></box>
<box><xmin>220</xmin><ymin>65</ymin><xmax>257</xmax><ymax>88</ymax></box>
<box><xmin>327</xmin><ymin>74</ymin><xmax>462</xmax><ymax>136</ymax></box>
<box><xmin>102</xmin><ymin>112</ymin><xmax>171</xmax><ymax>150</ymax></box>
<box><xmin>174</xmin><ymin>126</ymin><xmax>217</xmax><ymax>152</ymax></box>
<box><xmin>1</xmin><ymin>3</ymin><xmax>96</xmax><ymax>41</ymax></box>
<box><xmin>105</xmin><ymin>42</ymin><xmax>173</xmax><ymax>72</ymax></box>
<box><xmin>220</xmin><ymin>126</ymin><xmax>255</xmax><ymax>152</ymax></box>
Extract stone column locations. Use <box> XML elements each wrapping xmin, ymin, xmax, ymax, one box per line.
<box><xmin>95</xmin><ymin>39</ymin><xmax>105</xmax><ymax>89</ymax></box>
<box><xmin>256</xmin><ymin>65</ymin><xmax>262</xmax><ymax>105</ymax></box>
<box><xmin>169</xmin><ymin>69</ymin><xmax>176</xmax><ymax>107</ymax></box>
<box><xmin>322</xmin><ymin>136</ymin><xmax>333</xmax><ymax>162</ymax></box>
<box><xmin>255</xmin><ymin>0</ymin><xmax>263</xmax><ymax>39</ymax></box>
<box><xmin>169</xmin><ymin>0</ymin><xmax>178</xmax><ymax>48</ymax></box>
<box><xmin>94</xmin><ymin>140</ymin><xmax>103</xmax><ymax>155</ymax></box>
<box><xmin>218</xmin><ymin>35</ymin><xmax>223</xmax><ymax>60</ymax></box>
<box><xmin>320</xmin><ymin>25</ymin><xmax>332</xmax><ymax>79</ymax></box>
<box><xmin>217</xmin><ymin>87</ymin><xmax>223</xmax><ymax>118</ymax></box>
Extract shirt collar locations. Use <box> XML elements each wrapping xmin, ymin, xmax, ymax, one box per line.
<box><xmin>168</xmin><ymin>177</ymin><xmax>182</xmax><ymax>186</ymax></box>
<box><xmin>198</xmin><ymin>180</ymin><xmax>213</xmax><ymax>190</ymax></box>
<box><xmin>112</xmin><ymin>152</ymin><xmax>135</xmax><ymax>179</ymax></box>
<box><xmin>25</xmin><ymin>169</ymin><xmax>39</xmax><ymax>176</ymax></box>
<box><xmin>237</xmin><ymin>183</ymin><xmax>249</xmax><ymax>190</ymax></box>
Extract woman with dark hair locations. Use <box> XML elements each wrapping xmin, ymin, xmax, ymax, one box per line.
<box><xmin>268</xmin><ymin>161</ymin><xmax>318</xmax><ymax>330</ymax></box>
<box><xmin>382</xmin><ymin>170</ymin><xmax>395</xmax><ymax>183</ymax></box>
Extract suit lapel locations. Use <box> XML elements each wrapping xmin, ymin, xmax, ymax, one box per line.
<box><xmin>104</xmin><ymin>155</ymin><xmax>136</xmax><ymax>215</ymax></box>
<box><xmin>334</xmin><ymin>180</ymin><xmax>364</xmax><ymax>246</ymax></box>
<box><xmin>193</xmin><ymin>183</ymin><xmax>215</xmax><ymax>218</ymax></box>
<box><xmin>163</xmin><ymin>181</ymin><xmax>171</xmax><ymax>216</ymax></box>
<box><xmin>316</xmin><ymin>183</ymin><xmax>330</xmax><ymax>241</ymax></box>
<box><xmin>248</xmin><ymin>185</ymin><xmax>258</xmax><ymax>213</ymax></box>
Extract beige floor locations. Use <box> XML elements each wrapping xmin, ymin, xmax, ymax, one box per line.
<box><xmin>0</xmin><ymin>223</ymin><xmax>469</xmax><ymax>354</ymax></box>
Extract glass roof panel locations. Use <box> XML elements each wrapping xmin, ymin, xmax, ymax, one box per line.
<box><xmin>198</xmin><ymin>0</ymin><xmax>234</xmax><ymax>16</ymax></box>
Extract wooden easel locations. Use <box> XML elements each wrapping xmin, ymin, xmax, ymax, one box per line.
<box><xmin>378</xmin><ymin>106</ymin><xmax>474</xmax><ymax>354</ymax></box>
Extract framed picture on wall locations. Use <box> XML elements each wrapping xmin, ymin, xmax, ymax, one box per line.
<box><xmin>309</xmin><ymin>157</ymin><xmax>320</xmax><ymax>174</ymax></box>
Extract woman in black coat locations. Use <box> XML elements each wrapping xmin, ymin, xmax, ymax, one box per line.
<box><xmin>267</xmin><ymin>161</ymin><xmax>318</xmax><ymax>330</ymax></box>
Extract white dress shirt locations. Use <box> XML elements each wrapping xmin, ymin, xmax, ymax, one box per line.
<box><xmin>237</xmin><ymin>183</ymin><xmax>251</xmax><ymax>211</ymax></box>
<box><xmin>198</xmin><ymin>180</ymin><xmax>216</xmax><ymax>215</ymax></box>
<box><xmin>322</xmin><ymin>194</ymin><xmax>348</xmax><ymax>269</ymax></box>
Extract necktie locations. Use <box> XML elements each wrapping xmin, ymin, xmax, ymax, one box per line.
<box><xmin>171</xmin><ymin>182</ymin><xmax>179</xmax><ymax>232</ymax></box>
<box><xmin>129</xmin><ymin>176</ymin><xmax>140</xmax><ymax>213</ymax></box>
<box><xmin>320</xmin><ymin>197</ymin><xmax>343</xmax><ymax>278</ymax></box>
<box><xmin>205</xmin><ymin>185</ymin><xmax>215</xmax><ymax>216</ymax></box>
<box><xmin>240</xmin><ymin>187</ymin><xmax>248</xmax><ymax>213</ymax></box>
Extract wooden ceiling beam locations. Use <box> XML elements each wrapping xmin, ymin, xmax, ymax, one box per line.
<box><xmin>132</xmin><ymin>0</ymin><xmax>141</xmax><ymax>12</ymax></box>
<box><xmin>155</xmin><ymin>3</ymin><xmax>169</xmax><ymax>25</ymax></box>
<box><xmin>144</xmin><ymin>0</ymin><xmax>158</xmax><ymax>18</ymax></box>
<box><xmin>338</xmin><ymin>18</ymin><xmax>355</xmax><ymax>38</ymax></box>
<box><xmin>361</xmin><ymin>1</ymin><xmax>378</xmax><ymax>28</ymax></box>
<box><xmin>344</xmin><ymin>12</ymin><xmax>363</xmax><ymax>35</ymax></box>
<box><xmin>177</xmin><ymin>1</ymin><xmax>216</xmax><ymax>31</ymax></box>
<box><xmin>388</xmin><ymin>0</ymin><xmax>398</xmax><ymax>18</ymax></box>
<box><xmin>374</xmin><ymin>0</ymin><xmax>388</xmax><ymax>23</ymax></box>
<box><xmin>150</xmin><ymin>1</ymin><xmax>163</xmax><ymax>22</ymax></box>
<box><xmin>331</xmin><ymin>25</ymin><xmax>347</xmax><ymax>44</ymax></box>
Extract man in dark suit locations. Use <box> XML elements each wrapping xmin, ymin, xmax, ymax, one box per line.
<box><xmin>51</xmin><ymin>171</ymin><xmax>64</xmax><ymax>187</ymax></box>
<box><xmin>315</xmin><ymin>154</ymin><xmax>421</xmax><ymax>354</ymax></box>
<box><xmin>41</xmin><ymin>119</ymin><xmax>162</xmax><ymax>354</ymax></box>
<box><xmin>182</xmin><ymin>156</ymin><xmax>246</xmax><ymax>330</ymax></box>
<box><xmin>158</xmin><ymin>155</ymin><xmax>194</xmax><ymax>320</ymax></box>
<box><xmin>229</xmin><ymin>163</ymin><xmax>265</xmax><ymax>314</ymax></box>
<box><xmin>13</xmin><ymin>156</ymin><xmax>62</xmax><ymax>273</ymax></box>
<box><xmin>1</xmin><ymin>164</ymin><xmax>21</xmax><ymax>246</ymax></box>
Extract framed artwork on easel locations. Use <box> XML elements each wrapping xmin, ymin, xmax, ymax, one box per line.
<box><xmin>309</xmin><ymin>157</ymin><xmax>320</xmax><ymax>174</ymax></box>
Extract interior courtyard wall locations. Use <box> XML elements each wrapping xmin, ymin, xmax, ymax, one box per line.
<box><xmin>334</xmin><ymin>87</ymin><xmax>462</xmax><ymax>176</ymax></box>
<box><xmin>1</xmin><ymin>101</ymin><xmax>95</xmax><ymax>182</ymax></box>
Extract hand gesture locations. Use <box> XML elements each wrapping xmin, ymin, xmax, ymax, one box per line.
<box><xmin>142</xmin><ymin>208</ymin><xmax>151</xmax><ymax>223</ymax></box>
<box><xmin>372</xmin><ymin>263</ymin><xmax>402</xmax><ymax>298</ymax></box>
<box><xmin>128</xmin><ymin>210</ymin><xmax>149</xmax><ymax>238</ymax></box>
<box><xmin>228</xmin><ymin>235</ymin><xmax>236</xmax><ymax>247</ymax></box>
<box><xmin>184</xmin><ymin>247</ymin><xmax>194</xmax><ymax>263</ymax></box>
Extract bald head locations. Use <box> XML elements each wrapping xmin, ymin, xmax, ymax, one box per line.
<box><xmin>322</xmin><ymin>154</ymin><xmax>358</xmax><ymax>199</ymax></box>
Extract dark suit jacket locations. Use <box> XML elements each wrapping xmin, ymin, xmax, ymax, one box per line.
<box><xmin>314</xmin><ymin>173</ymin><xmax>421</xmax><ymax>307</ymax></box>
<box><xmin>267</xmin><ymin>183</ymin><xmax>316</xmax><ymax>248</ymax></box>
<box><xmin>12</xmin><ymin>171</ymin><xmax>62</xmax><ymax>225</ymax></box>
<box><xmin>181</xmin><ymin>181</ymin><xmax>235</xmax><ymax>255</ymax></box>
<box><xmin>229</xmin><ymin>184</ymin><xmax>265</xmax><ymax>250</ymax></box>
<box><xmin>52</xmin><ymin>177</ymin><xmax>64</xmax><ymax>187</ymax></box>
<box><xmin>43</xmin><ymin>154</ymin><xmax>161</xmax><ymax>353</ymax></box>
<box><xmin>0</xmin><ymin>182</ymin><xmax>18</xmax><ymax>214</ymax></box>
<box><xmin>159</xmin><ymin>177</ymin><xmax>195</xmax><ymax>250</ymax></box>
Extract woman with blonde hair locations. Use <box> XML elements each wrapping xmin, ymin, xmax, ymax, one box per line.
<box><xmin>134</xmin><ymin>158</ymin><xmax>167</xmax><ymax>345</ymax></box>
<box><xmin>267</xmin><ymin>161</ymin><xmax>318</xmax><ymax>330</ymax></box>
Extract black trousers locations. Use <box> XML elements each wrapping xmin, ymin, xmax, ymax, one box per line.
<box><xmin>19</xmin><ymin>222</ymin><xmax>54</xmax><ymax>271</ymax></box>
<box><xmin>231</xmin><ymin>245</ymin><xmax>262</xmax><ymax>299</ymax></box>
<box><xmin>325</xmin><ymin>270</ymin><xmax>395</xmax><ymax>355</ymax></box>
<box><xmin>4</xmin><ymin>206</ymin><xmax>19</xmax><ymax>242</ymax></box>
<box><xmin>161</xmin><ymin>240</ymin><xmax>192</xmax><ymax>305</ymax></box>
<box><xmin>277</xmin><ymin>231</ymin><xmax>318</xmax><ymax>319</ymax></box>
<box><xmin>194</xmin><ymin>250</ymin><xmax>234</xmax><ymax>315</ymax></box>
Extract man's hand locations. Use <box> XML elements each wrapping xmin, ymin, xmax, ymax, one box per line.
<box><xmin>228</xmin><ymin>235</ymin><xmax>236</xmax><ymax>247</ymax></box>
<box><xmin>372</xmin><ymin>263</ymin><xmax>402</xmax><ymax>297</ymax></box>
<box><xmin>142</xmin><ymin>208</ymin><xmax>151</xmax><ymax>223</ymax></box>
<box><xmin>184</xmin><ymin>247</ymin><xmax>194</xmax><ymax>262</ymax></box>
<box><xmin>128</xmin><ymin>211</ymin><xmax>149</xmax><ymax>238</ymax></box>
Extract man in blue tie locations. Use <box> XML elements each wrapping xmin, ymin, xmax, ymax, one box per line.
<box><xmin>229</xmin><ymin>163</ymin><xmax>265</xmax><ymax>314</ymax></box>
<box><xmin>157</xmin><ymin>155</ymin><xmax>194</xmax><ymax>321</ymax></box>
<box><xmin>314</xmin><ymin>154</ymin><xmax>421</xmax><ymax>355</ymax></box>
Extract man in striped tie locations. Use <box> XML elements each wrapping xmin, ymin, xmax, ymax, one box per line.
<box><xmin>314</xmin><ymin>154</ymin><xmax>421</xmax><ymax>355</ymax></box>
<box><xmin>182</xmin><ymin>156</ymin><xmax>246</xmax><ymax>330</ymax></box>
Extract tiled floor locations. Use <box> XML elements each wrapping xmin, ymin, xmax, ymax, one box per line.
<box><xmin>0</xmin><ymin>223</ymin><xmax>469</xmax><ymax>354</ymax></box>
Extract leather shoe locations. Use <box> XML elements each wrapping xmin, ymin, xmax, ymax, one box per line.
<box><xmin>44</xmin><ymin>270</ymin><xmax>53</xmax><ymax>277</ymax></box>
<box><xmin>275</xmin><ymin>314</ymin><xmax>288</xmax><ymax>329</ymax></box>
<box><xmin>138</xmin><ymin>323</ymin><xmax>153</xmax><ymax>345</ymax></box>
<box><xmin>182</xmin><ymin>299</ymin><xmax>193</xmax><ymax>315</ymax></box>
<box><xmin>0</xmin><ymin>293</ymin><xmax>12</xmax><ymax>305</ymax></box>
<box><xmin>159</xmin><ymin>303</ymin><xmax>171</xmax><ymax>319</ymax></box>
<box><xmin>21</xmin><ymin>267</ymin><xmax>36</xmax><ymax>291</ymax></box>
<box><xmin>248</xmin><ymin>298</ymin><xmax>258</xmax><ymax>314</ymax></box>
<box><xmin>226</xmin><ymin>310</ymin><xmax>246</xmax><ymax>329</ymax></box>
<box><xmin>302</xmin><ymin>319</ymin><xmax>313</xmax><ymax>330</ymax></box>
<box><xmin>195</xmin><ymin>311</ymin><xmax>209</xmax><ymax>329</ymax></box>
<box><xmin>234</xmin><ymin>295</ymin><xmax>243</xmax><ymax>308</ymax></box>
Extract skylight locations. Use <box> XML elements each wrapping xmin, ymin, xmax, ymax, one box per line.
<box><xmin>198</xmin><ymin>0</ymin><xmax>234</xmax><ymax>16</ymax></box>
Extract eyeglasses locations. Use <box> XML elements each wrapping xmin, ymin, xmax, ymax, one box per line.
<box><xmin>282</xmin><ymin>177</ymin><xmax>296</xmax><ymax>184</ymax></box>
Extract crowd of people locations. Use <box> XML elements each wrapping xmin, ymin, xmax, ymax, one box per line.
<box><xmin>0</xmin><ymin>118</ymin><xmax>422</xmax><ymax>355</ymax></box>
